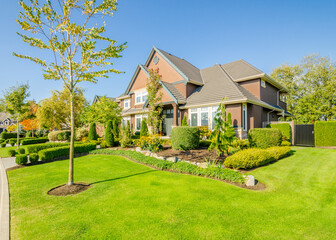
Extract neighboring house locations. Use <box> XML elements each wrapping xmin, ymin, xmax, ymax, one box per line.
<box><xmin>92</xmin><ymin>95</ymin><xmax>116</xmax><ymax>104</ymax></box>
<box><xmin>115</xmin><ymin>47</ymin><xmax>290</xmax><ymax>138</ymax></box>
<box><xmin>0</xmin><ymin>112</ymin><xmax>16</xmax><ymax>133</ymax></box>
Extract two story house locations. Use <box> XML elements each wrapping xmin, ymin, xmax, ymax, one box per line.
<box><xmin>0</xmin><ymin>112</ymin><xmax>15</xmax><ymax>133</ymax></box>
<box><xmin>116</xmin><ymin>47</ymin><xmax>289</xmax><ymax>138</ymax></box>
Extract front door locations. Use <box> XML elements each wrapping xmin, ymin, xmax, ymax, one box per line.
<box><xmin>162</xmin><ymin>108</ymin><xmax>174</xmax><ymax>136</ymax></box>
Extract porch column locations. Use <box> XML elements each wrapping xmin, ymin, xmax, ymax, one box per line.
<box><xmin>172</xmin><ymin>103</ymin><xmax>178</xmax><ymax>126</ymax></box>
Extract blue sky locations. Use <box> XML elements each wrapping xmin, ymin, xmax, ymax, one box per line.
<box><xmin>1</xmin><ymin>0</ymin><xmax>336</xmax><ymax>103</ymax></box>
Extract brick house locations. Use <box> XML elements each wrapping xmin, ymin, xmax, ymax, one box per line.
<box><xmin>115</xmin><ymin>47</ymin><xmax>289</xmax><ymax>138</ymax></box>
<box><xmin>0</xmin><ymin>112</ymin><xmax>16</xmax><ymax>133</ymax></box>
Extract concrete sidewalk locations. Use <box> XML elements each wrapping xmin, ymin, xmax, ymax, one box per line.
<box><xmin>0</xmin><ymin>157</ymin><xmax>16</xmax><ymax>240</ymax></box>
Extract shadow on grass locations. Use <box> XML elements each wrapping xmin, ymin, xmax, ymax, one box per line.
<box><xmin>90</xmin><ymin>170</ymin><xmax>157</xmax><ymax>185</ymax></box>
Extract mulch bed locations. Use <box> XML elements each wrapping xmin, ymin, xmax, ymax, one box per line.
<box><xmin>156</xmin><ymin>145</ymin><xmax>225</xmax><ymax>163</ymax></box>
<box><xmin>48</xmin><ymin>182</ymin><xmax>91</xmax><ymax>196</ymax></box>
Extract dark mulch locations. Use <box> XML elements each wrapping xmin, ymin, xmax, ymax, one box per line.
<box><xmin>157</xmin><ymin>145</ymin><xmax>225</xmax><ymax>163</ymax></box>
<box><xmin>48</xmin><ymin>182</ymin><xmax>91</xmax><ymax>196</ymax></box>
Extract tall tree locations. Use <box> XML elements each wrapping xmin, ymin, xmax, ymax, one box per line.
<box><xmin>271</xmin><ymin>54</ymin><xmax>336</xmax><ymax>123</ymax></box>
<box><xmin>146</xmin><ymin>68</ymin><xmax>163</xmax><ymax>134</ymax></box>
<box><xmin>81</xmin><ymin>96</ymin><xmax>121</xmax><ymax>126</ymax></box>
<box><xmin>37</xmin><ymin>87</ymin><xmax>85</xmax><ymax>130</ymax></box>
<box><xmin>15</xmin><ymin>0</ymin><xmax>126</xmax><ymax>185</ymax></box>
<box><xmin>3</xmin><ymin>84</ymin><xmax>30</xmax><ymax>148</ymax></box>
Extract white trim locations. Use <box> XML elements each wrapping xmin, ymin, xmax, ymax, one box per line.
<box><xmin>124</xmin><ymin>99</ymin><xmax>131</xmax><ymax>109</ymax></box>
<box><xmin>242</xmin><ymin>103</ymin><xmax>247</xmax><ymax>131</ymax></box>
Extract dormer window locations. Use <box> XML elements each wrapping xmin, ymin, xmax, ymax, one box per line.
<box><xmin>261</xmin><ymin>80</ymin><xmax>266</xmax><ymax>88</ymax></box>
<box><xmin>124</xmin><ymin>99</ymin><xmax>130</xmax><ymax>108</ymax></box>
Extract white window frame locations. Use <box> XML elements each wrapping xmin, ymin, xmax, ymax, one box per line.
<box><xmin>124</xmin><ymin>99</ymin><xmax>130</xmax><ymax>109</ymax></box>
<box><xmin>242</xmin><ymin>103</ymin><xmax>247</xmax><ymax>131</ymax></box>
<box><xmin>135</xmin><ymin>114</ymin><xmax>147</xmax><ymax>131</ymax></box>
<box><xmin>200</xmin><ymin>107</ymin><xmax>209</xmax><ymax>126</ymax></box>
<box><xmin>122</xmin><ymin>117</ymin><xmax>131</xmax><ymax>127</ymax></box>
<box><xmin>189</xmin><ymin>108</ymin><xmax>198</xmax><ymax>126</ymax></box>
<box><xmin>135</xmin><ymin>89</ymin><xmax>148</xmax><ymax>105</ymax></box>
<box><xmin>261</xmin><ymin>80</ymin><xmax>266</xmax><ymax>88</ymax></box>
<box><xmin>211</xmin><ymin>106</ymin><xmax>219</xmax><ymax>130</ymax></box>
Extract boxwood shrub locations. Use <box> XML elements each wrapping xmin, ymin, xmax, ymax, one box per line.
<box><xmin>16</xmin><ymin>154</ymin><xmax>28</xmax><ymax>165</ymax></box>
<box><xmin>9</xmin><ymin>140</ymin><xmax>16</xmax><ymax>147</ymax></box>
<box><xmin>0</xmin><ymin>132</ymin><xmax>17</xmax><ymax>140</ymax></box>
<box><xmin>248</xmin><ymin>128</ymin><xmax>282</xmax><ymax>148</ymax></box>
<box><xmin>18</xmin><ymin>148</ymin><xmax>25</xmax><ymax>154</ymax></box>
<box><xmin>38</xmin><ymin>143</ymin><xmax>96</xmax><ymax>162</ymax></box>
<box><xmin>21</xmin><ymin>137</ymin><xmax>49</xmax><ymax>145</ymax></box>
<box><xmin>8</xmin><ymin>149</ymin><xmax>16</xmax><ymax>157</ymax></box>
<box><xmin>315</xmin><ymin>121</ymin><xmax>336</xmax><ymax>146</ymax></box>
<box><xmin>25</xmin><ymin>142</ymin><xmax>69</xmax><ymax>154</ymax></box>
<box><xmin>267</xmin><ymin>123</ymin><xmax>292</xmax><ymax>143</ymax></box>
<box><xmin>171</xmin><ymin>126</ymin><xmax>200</xmax><ymax>150</ymax></box>
<box><xmin>224</xmin><ymin>146</ymin><xmax>291</xmax><ymax>169</ymax></box>
<box><xmin>90</xmin><ymin>149</ymin><xmax>246</xmax><ymax>183</ymax></box>
<box><xmin>1</xmin><ymin>143</ymin><xmax>6</xmax><ymax>148</ymax></box>
<box><xmin>29</xmin><ymin>153</ymin><xmax>39</xmax><ymax>163</ymax></box>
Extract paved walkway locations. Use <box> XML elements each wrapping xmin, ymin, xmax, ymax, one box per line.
<box><xmin>0</xmin><ymin>157</ymin><xmax>16</xmax><ymax>240</ymax></box>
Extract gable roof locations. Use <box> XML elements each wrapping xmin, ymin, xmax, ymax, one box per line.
<box><xmin>182</xmin><ymin>64</ymin><xmax>282</xmax><ymax>112</ymax></box>
<box><xmin>0</xmin><ymin>112</ymin><xmax>12</xmax><ymax>122</ymax></box>
<box><xmin>92</xmin><ymin>95</ymin><xmax>116</xmax><ymax>104</ymax></box>
<box><xmin>160</xmin><ymin>81</ymin><xmax>186</xmax><ymax>104</ymax></box>
<box><xmin>156</xmin><ymin>48</ymin><xmax>203</xmax><ymax>85</ymax></box>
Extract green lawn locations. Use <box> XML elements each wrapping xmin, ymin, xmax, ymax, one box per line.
<box><xmin>0</xmin><ymin>145</ymin><xmax>27</xmax><ymax>157</ymax></box>
<box><xmin>7</xmin><ymin>147</ymin><xmax>336</xmax><ymax>239</ymax></box>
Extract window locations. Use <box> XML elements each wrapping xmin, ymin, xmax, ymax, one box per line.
<box><xmin>190</xmin><ymin>108</ymin><xmax>198</xmax><ymax>126</ymax></box>
<box><xmin>122</xmin><ymin>117</ymin><xmax>130</xmax><ymax>126</ymax></box>
<box><xmin>135</xmin><ymin>114</ymin><xmax>147</xmax><ymax>131</ymax></box>
<box><xmin>200</xmin><ymin>107</ymin><xmax>208</xmax><ymax>126</ymax></box>
<box><xmin>261</xmin><ymin>80</ymin><xmax>266</xmax><ymax>88</ymax></box>
<box><xmin>135</xmin><ymin>90</ymin><xmax>148</xmax><ymax>104</ymax></box>
<box><xmin>243</xmin><ymin>104</ymin><xmax>247</xmax><ymax>131</ymax></box>
<box><xmin>211</xmin><ymin>106</ymin><xmax>219</xmax><ymax>130</ymax></box>
<box><xmin>153</xmin><ymin>56</ymin><xmax>159</xmax><ymax>65</ymax></box>
<box><xmin>124</xmin><ymin>99</ymin><xmax>130</xmax><ymax>108</ymax></box>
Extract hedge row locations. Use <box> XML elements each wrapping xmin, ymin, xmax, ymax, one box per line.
<box><xmin>90</xmin><ymin>149</ymin><xmax>246</xmax><ymax>183</ymax></box>
<box><xmin>25</xmin><ymin>142</ymin><xmax>69</xmax><ymax>154</ymax></box>
<box><xmin>38</xmin><ymin>143</ymin><xmax>96</xmax><ymax>161</ymax></box>
<box><xmin>0</xmin><ymin>132</ymin><xmax>18</xmax><ymax>140</ymax></box>
<box><xmin>21</xmin><ymin>137</ymin><xmax>49</xmax><ymax>145</ymax></box>
<box><xmin>224</xmin><ymin>146</ymin><xmax>291</xmax><ymax>169</ymax></box>
<box><xmin>315</xmin><ymin>121</ymin><xmax>336</xmax><ymax>147</ymax></box>
<box><xmin>248</xmin><ymin>128</ymin><xmax>282</xmax><ymax>148</ymax></box>
<box><xmin>267</xmin><ymin>123</ymin><xmax>291</xmax><ymax>142</ymax></box>
<box><xmin>171</xmin><ymin>126</ymin><xmax>200</xmax><ymax>150</ymax></box>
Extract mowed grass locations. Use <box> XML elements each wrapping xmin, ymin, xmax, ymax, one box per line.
<box><xmin>7</xmin><ymin>147</ymin><xmax>336</xmax><ymax>239</ymax></box>
<box><xmin>0</xmin><ymin>145</ymin><xmax>27</xmax><ymax>157</ymax></box>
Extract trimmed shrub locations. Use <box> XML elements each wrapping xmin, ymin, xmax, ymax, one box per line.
<box><xmin>1</xmin><ymin>143</ymin><xmax>6</xmax><ymax>148</ymax></box>
<box><xmin>171</xmin><ymin>126</ymin><xmax>200</xmax><ymax>150</ymax></box>
<box><xmin>231</xmin><ymin>139</ymin><xmax>250</xmax><ymax>149</ymax></box>
<box><xmin>140</xmin><ymin>118</ymin><xmax>149</xmax><ymax>138</ymax></box>
<box><xmin>113</xmin><ymin>119</ymin><xmax>119</xmax><ymax>138</ymax></box>
<box><xmin>199</xmin><ymin>140</ymin><xmax>211</xmax><ymax>148</ymax></box>
<box><xmin>0</xmin><ymin>139</ymin><xmax>4</xmax><ymax>144</ymax></box>
<box><xmin>21</xmin><ymin>137</ymin><xmax>49</xmax><ymax>145</ymax></box>
<box><xmin>0</xmin><ymin>132</ymin><xmax>17</xmax><ymax>140</ymax></box>
<box><xmin>90</xmin><ymin>149</ymin><xmax>246</xmax><ymax>183</ymax></box>
<box><xmin>48</xmin><ymin>130</ymin><xmax>70</xmax><ymax>142</ymax></box>
<box><xmin>224</xmin><ymin>148</ymin><xmax>274</xmax><ymax>169</ymax></box>
<box><xmin>281</xmin><ymin>141</ymin><xmax>291</xmax><ymax>146</ymax></box>
<box><xmin>182</xmin><ymin>116</ymin><xmax>188</xmax><ymax>126</ymax></box>
<box><xmin>25</xmin><ymin>142</ymin><xmax>69</xmax><ymax>154</ymax></box>
<box><xmin>105</xmin><ymin>120</ymin><xmax>115</xmax><ymax>147</ymax></box>
<box><xmin>15</xmin><ymin>154</ymin><xmax>28</xmax><ymax>165</ymax></box>
<box><xmin>248</xmin><ymin>128</ymin><xmax>282</xmax><ymax>149</ymax></box>
<box><xmin>315</xmin><ymin>121</ymin><xmax>336</xmax><ymax>146</ymax></box>
<box><xmin>18</xmin><ymin>148</ymin><xmax>25</xmax><ymax>154</ymax></box>
<box><xmin>29</xmin><ymin>153</ymin><xmax>39</xmax><ymax>163</ymax></box>
<box><xmin>9</xmin><ymin>140</ymin><xmax>16</xmax><ymax>147</ymax></box>
<box><xmin>88</xmin><ymin>123</ymin><xmax>98</xmax><ymax>141</ymax></box>
<box><xmin>38</xmin><ymin>143</ymin><xmax>96</xmax><ymax>162</ymax></box>
<box><xmin>224</xmin><ymin>146</ymin><xmax>291</xmax><ymax>169</ymax></box>
<box><xmin>268</xmin><ymin>123</ymin><xmax>291</xmax><ymax>143</ymax></box>
<box><xmin>26</xmin><ymin>131</ymin><xmax>32</xmax><ymax>138</ymax></box>
<box><xmin>8</xmin><ymin>149</ymin><xmax>16</xmax><ymax>157</ymax></box>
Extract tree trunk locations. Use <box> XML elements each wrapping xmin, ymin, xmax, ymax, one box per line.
<box><xmin>16</xmin><ymin>116</ymin><xmax>19</xmax><ymax>149</ymax></box>
<box><xmin>68</xmin><ymin>91</ymin><xmax>75</xmax><ymax>186</ymax></box>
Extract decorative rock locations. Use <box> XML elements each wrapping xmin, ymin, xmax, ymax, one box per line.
<box><xmin>145</xmin><ymin>152</ymin><xmax>151</xmax><ymax>156</ymax></box>
<box><xmin>246</xmin><ymin>175</ymin><xmax>255</xmax><ymax>186</ymax></box>
<box><xmin>198</xmin><ymin>162</ymin><xmax>208</xmax><ymax>169</ymax></box>
<box><xmin>150</xmin><ymin>153</ymin><xmax>158</xmax><ymax>158</ymax></box>
<box><xmin>167</xmin><ymin>156</ymin><xmax>178</xmax><ymax>163</ymax></box>
<box><xmin>156</xmin><ymin>156</ymin><xmax>166</xmax><ymax>161</ymax></box>
<box><xmin>136</xmin><ymin>147</ymin><xmax>141</xmax><ymax>152</ymax></box>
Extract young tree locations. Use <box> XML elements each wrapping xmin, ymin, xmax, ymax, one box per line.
<box><xmin>112</xmin><ymin>119</ymin><xmax>119</xmax><ymax>138</ymax></box>
<box><xmin>3</xmin><ymin>84</ymin><xmax>30</xmax><ymax>149</ymax></box>
<box><xmin>88</xmin><ymin>122</ymin><xmax>98</xmax><ymax>141</ymax></box>
<box><xmin>37</xmin><ymin>87</ymin><xmax>85</xmax><ymax>130</ymax></box>
<box><xmin>81</xmin><ymin>96</ymin><xmax>121</xmax><ymax>125</ymax></box>
<box><xmin>15</xmin><ymin>1</ymin><xmax>126</xmax><ymax>185</ymax></box>
<box><xmin>208</xmin><ymin>102</ymin><xmax>236</xmax><ymax>156</ymax></box>
<box><xmin>105</xmin><ymin>120</ymin><xmax>114</xmax><ymax>147</ymax></box>
<box><xmin>140</xmin><ymin>118</ymin><xmax>149</xmax><ymax>137</ymax></box>
<box><xmin>20</xmin><ymin>118</ymin><xmax>39</xmax><ymax>136</ymax></box>
<box><xmin>146</xmin><ymin>69</ymin><xmax>163</xmax><ymax>134</ymax></box>
<box><xmin>120</xmin><ymin>120</ymin><xmax>132</xmax><ymax>148</ymax></box>
<box><xmin>182</xmin><ymin>116</ymin><xmax>188</xmax><ymax>126</ymax></box>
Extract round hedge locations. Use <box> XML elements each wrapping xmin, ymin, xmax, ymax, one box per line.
<box><xmin>16</xmin><ymin>154</ymin><xmax>28</xmax><ymax>165</ymax></box>
<box><xmin>18</xmin><ymin>148</ymin><xmax>25</xmax><ymax>154</ymax></box>
<box><xmin>29</xmin><ymin>153</ymin><xmax>39</xmax><ymax>163</ymax></box>
<box><xmin>171</xmin><ymin>126</ymin><xmax>200</xmax><ymax>150</ymax></box>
